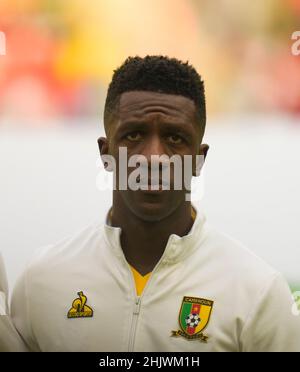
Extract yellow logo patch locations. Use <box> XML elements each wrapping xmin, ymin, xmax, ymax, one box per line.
<box><xmin>67</xmin><ymin>291</ymin><xmax>93</xmax><ymax>318</ymax></box>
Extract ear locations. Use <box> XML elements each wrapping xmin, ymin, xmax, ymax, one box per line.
<box><xmin>200</xmin><ymin>143</ymin><xmax>209</xmax><ymax>160</ymax></box>
<box><xmin>97</xmin><ymin>136</ymin><xmax>109</xmax><ymax>156</ymax></box>
<box><xmin>193</xmin><ymin>143</ymin><xmax>209</xmax><ymax>176</ymax></box>
<box><xmin>97</xmin><ymin>137</ymin><xmax>110</xmax><ymax>170</ymax></box>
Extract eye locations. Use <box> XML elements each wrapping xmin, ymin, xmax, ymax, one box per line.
<box><xmin>167</xmin><ymin>134</ymin><xmax>184</xmax><ymax>144</ymax></box>
<box><xmin>125</xmin><ymin>131</ymin><xmax>142</xmax><ymax>142</ymax></box>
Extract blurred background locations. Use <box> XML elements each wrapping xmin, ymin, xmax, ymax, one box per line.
<box><xmin>0</xmin><ymin>0</ymin><xmax>299</xmax><ymax>291</ymax></box>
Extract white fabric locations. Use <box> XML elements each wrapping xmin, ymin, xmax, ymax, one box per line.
<box><xmin>0</xmin><ymin>292</ymin><xmax>6</xmax><ymax>316</ymax></box>
<box><xmin>0</xmin><ymin>253</ymin><xmax>28</xmax><ymax>351</ymax></box>
<box><xmin>0</xmin><ymin>254</ymin><xmax>8</xmax><ymax>315</ymax></box>
<box><xmin>11</xmin><ymin>204</ymin><xmax>300</xmax><ymax>352</ymax></box>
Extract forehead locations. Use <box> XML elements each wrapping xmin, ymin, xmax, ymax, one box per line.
<box><xmin>118</xmin><ymin>91</ymin><xmax>197</xmax><ymax>123</ymax></box>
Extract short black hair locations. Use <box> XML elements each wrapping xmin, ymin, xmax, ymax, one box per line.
<box><xmin>104</xmin><ymin>55</ymin><xmax>206</xmax><ymax>135</ymax></box>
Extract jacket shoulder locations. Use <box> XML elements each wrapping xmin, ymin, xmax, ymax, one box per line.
<box><xmin>200</xmin><ymin>224</ymin><xmax>280</xmax><ymax>282</ymax></box>
<box><xmin>25</xmin><ymin>222</ymin><xmax>105</xmax><ymax>273</ymax></box>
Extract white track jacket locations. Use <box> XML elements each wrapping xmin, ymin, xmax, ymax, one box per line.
<box><xmin>11</xmin><ymin>204</ymin><xmax>300</xmax><ymax>352</ymax></box>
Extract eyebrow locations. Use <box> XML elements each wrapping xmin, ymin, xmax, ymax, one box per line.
<box><xmin>117</xmin><ymin>120</ymin><xmax>146</xmax><ymax>131</ymax></box>
<box><xmin>117</xmin><ymin>120</ymin><xmax>195</xmax><ymax>135</ymax></box>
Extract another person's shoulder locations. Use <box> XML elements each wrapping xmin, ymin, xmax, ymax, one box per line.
<box><xmin>0</xmin><ymin>252</ymin><xmax>8</xmax><ymax>314</ymax></box>
<box><xmin>0</xmin><ymin>253</ymin><xmax>8</xmax><ymax>295</ymax></box>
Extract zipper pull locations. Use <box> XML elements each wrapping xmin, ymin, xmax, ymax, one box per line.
<box><xmin>133</xmin><ymin>297</ymin><xmax>141</xmax><ymax>315</ymax></box>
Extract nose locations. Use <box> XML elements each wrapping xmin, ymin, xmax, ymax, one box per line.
<box><xmin>141</xmin><ymin>134</ymin><xmax>166</xmax><ymax>161</ymax></box>
<box><xmin>138</xmin><ymin>135</ymin><xmax>170</xmax><ymax>175</ymax></box>
<box><xmin>129</xmin><ymin>135</ymin><xmax>169</xmax><ymax>181</ymax></box>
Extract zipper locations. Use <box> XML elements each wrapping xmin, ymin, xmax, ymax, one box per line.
<box><xmin>126</xmin><ymin>236</ymin><xmax>174</xmax><ymax>351</ymax></box>
<box><xmin>127</xmin><ymin>296</ymin><xmax>141</xmax><ymax>352</ymax></box>
<box><xmin>127</xmin><ymin>271</ymin><xmax>157</xmax><ymax>352</ymax></box>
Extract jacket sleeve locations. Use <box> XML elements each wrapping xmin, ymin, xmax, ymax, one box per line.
<box><xmin>0</xmin><ymin>254</ymin><xmax>28</xmax><ymax>352</ymax></box>
<box><xmin>240</xmin><ymin>272</ymin><xmax>300</xmax><ymax>352</ymax></box>
<box><xmin>10</xmin><ymin>268</ymin><xmax>40</xmax><ymax>352</ymax></box>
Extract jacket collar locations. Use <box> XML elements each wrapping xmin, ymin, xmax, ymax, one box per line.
<box><xmin>103</xmin><ymin>203</ymin><xmax>207</xmax><ymax>265</ymax></box>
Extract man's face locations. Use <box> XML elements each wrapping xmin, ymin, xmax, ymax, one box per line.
<box><xmin>99</xmin><ymin>91</ymin><xmax>208</xmax><ymax>222</ymax></box>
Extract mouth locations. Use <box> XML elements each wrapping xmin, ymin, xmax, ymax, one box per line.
<box><xmin>140</xmin><ymin>185</ymin><xmax>164</xmax><ymax>193</ymax></box>
<box><xmin>140</xmin><ymin>182</ymin><xmax>165</xmax><ymax>193</ymax></box>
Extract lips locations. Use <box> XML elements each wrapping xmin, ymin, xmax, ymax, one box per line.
<box><xmin>135</xmin><ymin>175</ymin><xmax>170</xmax><ymax>188</ymax></box>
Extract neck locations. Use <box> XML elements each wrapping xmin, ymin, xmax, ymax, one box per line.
<box><xmin>110</xmin><ymin>192</ymin><xmax>194</xmax><ymax>275</ymax></box>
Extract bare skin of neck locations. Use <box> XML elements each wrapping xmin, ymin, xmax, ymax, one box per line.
<box><xmin>111</xmin><ymin>192</ymin><xmax>194</xmax><ymax>276</ymax></box>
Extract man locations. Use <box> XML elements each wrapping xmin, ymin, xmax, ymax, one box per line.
<box><xmin>11</xmin><ymin>56</ymin><xmax>300</xmax><ymax>351</ymax></box>
<box><xmin>0</xmin><ymin>253</ymin><xmax>27</xmax><ymax>351</ymax></box>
